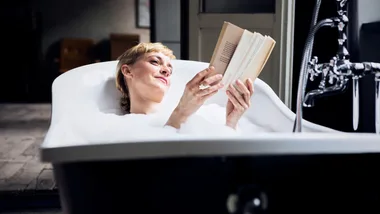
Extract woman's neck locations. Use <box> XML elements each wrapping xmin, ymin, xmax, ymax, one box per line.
<box><xmin>129</xmin><ymin>97</ymin><xmax>159</xmax><ymax>115</ymax></box>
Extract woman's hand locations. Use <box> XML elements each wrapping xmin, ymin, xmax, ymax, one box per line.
<box><xmin>225</xmin><ymin>78</ymin><xmax>254</xmax><ymax>129</ymax></box>
<box><xmin>165</xmin><ymin>66</ymin><xmax>224</xmax><ymax>128</ymax></box>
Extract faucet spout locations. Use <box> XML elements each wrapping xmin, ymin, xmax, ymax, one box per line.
<box><xmin>303</xmin><ymin>89</ymin><xmax>324</xmax><ymax>107</ymax></box>
<box><xmin>303</xmin><ymin>78</ymin><xmax>348</xmax><ymax>107</ymax></box>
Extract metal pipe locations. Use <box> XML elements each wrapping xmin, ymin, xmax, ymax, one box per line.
<box><xmin>293</xmin><ymin>19</ymin><xmax>334</xmax><ymax>132</ymax></box>
<box><xmin>292</xmin><ymin>0</ymin><xmax>323</xmax><ymax>132</ymax></box>
<box><xmin>375</xmin><ymin>74</ymin><xmax>380</xmax><ymax>134</ymax></box>
<box><xmin>352</xmin><ymin>77</ymin><xmax>359</xmax><ymax>131</ymax></box>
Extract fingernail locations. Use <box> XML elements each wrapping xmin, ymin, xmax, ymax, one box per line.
<box><xmin>209</xmin><ymin>66</ymin><xmax>215</xmax><ymax>70</ymax></box>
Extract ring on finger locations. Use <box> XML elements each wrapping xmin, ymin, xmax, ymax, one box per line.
<box><xmin>199</xmin><ymin>83</ymin><xmax>210</xmax><ymax>90</ymax></box>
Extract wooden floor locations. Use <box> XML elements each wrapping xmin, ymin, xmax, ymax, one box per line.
<box><xmin>0</xmin><ymin>104</ymin><xmax>55</xmax><ymax>191</ymax></box>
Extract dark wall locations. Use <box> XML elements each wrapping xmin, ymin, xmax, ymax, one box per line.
<box><xmin>292</xmin><ymin>0</ymin><xmax>380</xmax><ymax>133</ymax></box>
<box><xmin>31</xmin><ymin>0</ymin><xmax>150</xmax><ymax>56</ymax></box>
<box><xmin>0</xmin><ymin>0</ymin><xmax>150</xmax><ymax>103</ymax></box>
<box><xmin>0</xmin><ymin>1</ymin><xmax>43</xmax><ymax>103</ymax></box>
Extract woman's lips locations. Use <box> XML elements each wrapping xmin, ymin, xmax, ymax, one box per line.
<box><xmin>156</xmin><ymin>77</ymin><xmax>168</xmax><ymax>85</ymax></box>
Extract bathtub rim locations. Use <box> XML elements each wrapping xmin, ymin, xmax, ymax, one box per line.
<box><xmin>40</xmin><ymin>132</ymin><xmax>380</xmax><ymax>164</ymax></box>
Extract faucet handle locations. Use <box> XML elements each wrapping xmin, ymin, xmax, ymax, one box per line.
<box><xmin>312</xmin><ymin>56</ymin><xmax>318</xmax><ymax>64</ymax></box>
<box><xmin>329</xmin><ymin>56</ymin><xmax>339</xmax><ymax>74</ymax></box>
<box><xmin>319</xmin><ymin>66</ymin><xmax>329</xmax><ymax>89</ymax></box>
<box><xmin>328</xmin><ymin>72</ymin><xmax>339</xmax><ymax>84</ymax></box>
<box><xmin>308</xmin><ymin>57</ymin><xmax>321</xmax><ymax>81</ymax></box>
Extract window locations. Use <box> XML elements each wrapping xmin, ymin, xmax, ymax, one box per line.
<box><xmin>201</xmin><ymin>0</ymin><xmax>276</xmax><ymax>14</ymax></box>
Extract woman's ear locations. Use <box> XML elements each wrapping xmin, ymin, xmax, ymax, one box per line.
<box><xmin>121</xmin><ymin>64</ymin><xmax>133</xmax><ymax>79</ymax></box>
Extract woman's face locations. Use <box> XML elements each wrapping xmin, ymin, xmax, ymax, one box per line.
<box><xmin>122</xmin><ymin>51</ymin><xmax>173</xmax><ymax>103</ymax></box>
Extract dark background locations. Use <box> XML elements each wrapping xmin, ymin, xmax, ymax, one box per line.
<box><xmin>0</xmin><ymin>0</ymin><xmax>45</xmax><ymax>103</ymax></box>
<box><xmin>290</xmin><ymin>0</ymin><xmax>379</xmax><ymax>133</ymax></box>
<box><xmin>291</xmin><ymin>0</ymin><xmax>356</xmax><ymax>132</ymax></box>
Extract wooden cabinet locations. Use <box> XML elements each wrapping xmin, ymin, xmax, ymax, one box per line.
<box><xmin>58</xmin><ymin>38</ymin><xmax>95</xmax><ymax>73</ymax></box>
<box><xmin>110</xmin><ymin>33</ymin><xmax>140</xmax><ymax>60</ymax></box>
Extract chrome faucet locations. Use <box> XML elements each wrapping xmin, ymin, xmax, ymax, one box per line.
<box><xmin>293</xmin><ymin>0</ymin><xmax>380</xmax><ymax>134</ymax></box>
<box><xmin>303</xmin><ymin>56</ymin><xmax>349</xmax><ymax>108</ymax></box>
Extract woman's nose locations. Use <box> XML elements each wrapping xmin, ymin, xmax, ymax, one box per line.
<box><xmin>160</xmin><ymin>68</ymin><xmax>171</xmax><ymax>76</ymax></box>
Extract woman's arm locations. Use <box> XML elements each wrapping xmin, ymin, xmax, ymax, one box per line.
<box><xmin>165</xmin><ymin>107</ymin><xmax>188</xmax><ymax>129</ymax></box>
<box><xmin>165</xmin><ymin>66</ymin><xmax>224</xmax><ymax>129</ymax></box>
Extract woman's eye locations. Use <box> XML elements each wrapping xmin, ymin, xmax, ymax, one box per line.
<box><xmin>151</xmin><ymin>60</ymin><xmax>159</xmax><ymax>65</ymax></box>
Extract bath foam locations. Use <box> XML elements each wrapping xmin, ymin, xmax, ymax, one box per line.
<box><xmin>58</xmin><ymin>103</ymin><xmax>270</xmax><ymax>146</ymax></box>
<box><xmin>179</xmin><ymin>104</ymin><xmax>270</xmax><ymax>136</ymax></box>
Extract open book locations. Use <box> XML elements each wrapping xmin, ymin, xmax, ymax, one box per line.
<box><xmin>208</xmin><ymin>21</ymin><xmax>276</xmax><ymax>90</ymax></box>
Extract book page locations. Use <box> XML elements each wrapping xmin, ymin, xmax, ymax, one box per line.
<box><xmin>221</xmin><ymin>30</ymin><xmax>255</xmax><ymax>88</ymax></box>
<box><xmin>240</xmin><ymin>36</ymin><xmax>276</xmax><ymax>82</ymax></box>
<box><xmin>209</xmin><ymin>22</ymin><xmax>244</xmax><ymax>76</ymax></box>
<box><xmin>257</xmin><ymin>37</ymin><xmax>276</xmax><ymax>75</ymax></box>
<box><xmin>230</xmin><ymin>32</ymin><xmax>265</xmax><ymax>87</ymax></box>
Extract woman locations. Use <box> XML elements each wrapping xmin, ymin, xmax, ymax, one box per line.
<box><xmin>115</xmin><ymin>42</ymin><xmax>254</xmax><ymax>130</ymax></box>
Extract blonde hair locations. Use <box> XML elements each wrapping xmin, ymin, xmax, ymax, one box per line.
<box><xmin>115</xmin><ymin>42</ymin><xmax>176</xmax><ymax>113</ymax></box>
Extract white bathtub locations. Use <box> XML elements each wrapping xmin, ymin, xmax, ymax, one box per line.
<box><xmin>40</xmin><ymin>60</ymin><xmax>380</xmax><ymax>214</ymax></box>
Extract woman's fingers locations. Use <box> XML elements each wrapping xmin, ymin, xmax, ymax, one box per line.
<box><xmin>228</xmin><ymin>84</ymin><xmax>249</xmax><ymax>109</ymax></box>
<box><xmin>236</xmin><ymin>80</ymin><xmax>251</xmax><ymax>106</ymax></box>
<box><xmin>246</xmin><ymin>78</ymin><xmax>254</xmax><ymax>96</ymax></box>
<box><xmin>226</xmin><ymin>90</ymin><xmax>241</xmax><ymax>109</ymax></box>
<box><xmin>197</xmin><ymin>82</ymin><xmax>224</xmax><ymax>97</ymax></box>
<box><xmin>200</xmin><ymin>73</ymin><xmax>223</xmax><ymax>87</ymax></box>
<box><xmin>203</xmin><ymin>89</ymin><xmax>219</xmax><ymax>100</ymax></box>
<box><xmin>188</xmin><ymin>66</ymin><xmax>215</xmax><ymax>87</ymax></box>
